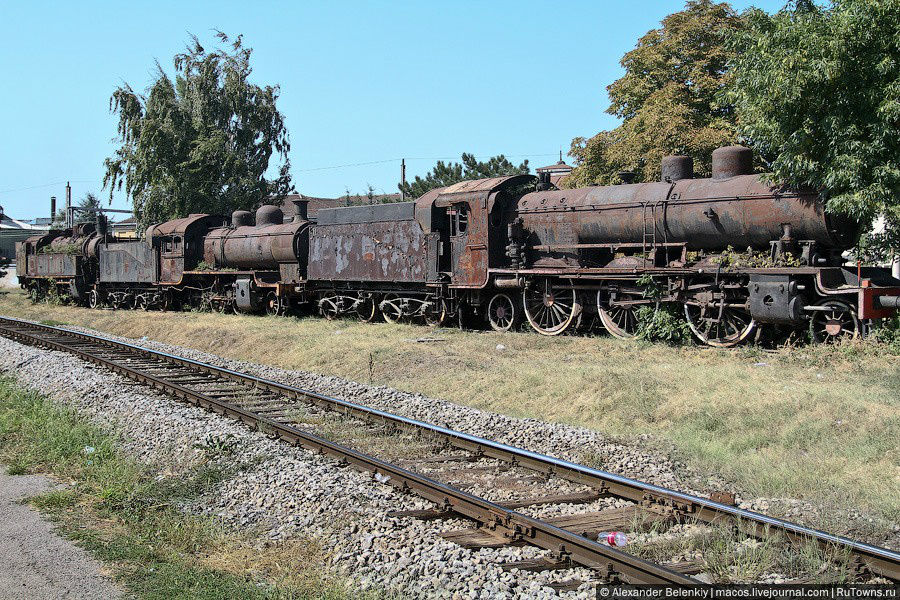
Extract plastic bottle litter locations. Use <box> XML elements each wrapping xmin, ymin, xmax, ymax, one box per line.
<box><xmin>599</xmin><ymin>531</ymin><xmax>628</xmax><ymax>547</ymax></box>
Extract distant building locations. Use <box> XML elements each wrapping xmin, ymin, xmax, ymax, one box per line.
<box><xmin>110</xmin><ymin>216</ymin><xmax>138</xmax><ymax>238</ymax></box>
<box><xmin>536</xmin><ymin>153</ymin><xmax>574</xmax><ymax>188</ymax></box>
<box><xmin>0</xmin><ymin>205</ymin><xmax>48</xmax><ymax>263</ymax></box>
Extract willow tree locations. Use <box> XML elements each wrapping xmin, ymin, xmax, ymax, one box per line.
<box><xmin>568</xmin><ymin>0</ymin><xmax>744</xmax><ymax>187</ymax></box>
<box><xmin>103</xmin><ymin>32</ymin><xmax>293</xmax><ymax>229</ymax></box>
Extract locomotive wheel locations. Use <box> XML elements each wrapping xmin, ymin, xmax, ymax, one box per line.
<box><xmin>596</xmin><ymin>285</ymin><xmax>638</xmax><ymax>339</ymax></box>
<box><xmin>381</xmin><ymin>294</ymin><xmax>403</xmax><ymax>324</ymax></box>
<box><xmin>356</xmin><ymin>296</ymin><xmax>378</xmax><ymax>322</ymax></box>
<box><xmin>424</xmin><ymin>299</ymin><xmax>446</xmax><ymax>327</ymax></box>
<box><xmin>522</xmin><ymin>279</ymin><xmax>581</xmax><ymax>336</ymax></box>
<box><xmin>265</xmin><ymin>292</ymin><xmax>285</xmax><ymax>316</ymax></box>
<box><xmin>684</xmin><ymin>303</ymin><xmax>756</xmax><ymax>347</ymax></box>
<box><xmin>159</xmin><ymin>290</ymin><xmax>175</xmax><ymax>312</ymax></box>
<box><xmin>319</xmin><ymin>295</ymin><xmax>341</xmax><ymax>320</ymax></box>
<box><xmin>88</xmin><ymin>289</ymin><xmax>101</xmax><ymax>309</ymax></box>
<box><xmin>809</xmin><ymin>299</ymin><xmax>859</xmax><ymax>344</ymax></box>
<box><xmin>487</xmin><ymin>293</ymin><xmax>519</xmax><ymax>332</ymax></box>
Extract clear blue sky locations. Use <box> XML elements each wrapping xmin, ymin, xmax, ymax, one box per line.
<box><xmin>0</xmin><ymin>0</ymin><xmax>785</xmax><ymax>220</ymax></box>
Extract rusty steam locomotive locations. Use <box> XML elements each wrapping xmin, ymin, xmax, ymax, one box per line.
<box><xmin>17</xmin><ymin>146</ymin><xmax>900</xmax><ymax>346</ymax></box>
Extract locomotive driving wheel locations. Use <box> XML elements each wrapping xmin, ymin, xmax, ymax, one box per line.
<box><xmin>684</xmin><ymin>302</ymin><xmax>755</xmax><ymax>347</ymax></box>
<box><xmin>522</xmin><ymin>278</ymin><xmax>581</xmax><ymax>336</ymax></box>
<box><xmin>596</xmin><ymin>283</ymin><xmax>639</xmax><ymax>339</ymax></box>
<box><xmin>487</xmin><ymin>293</ymin><xmax>519</xmax><ymax>332</ymax></box>
<box><xmin>423</xmin><ymin>298</ymin><xmax>446</xmax><ymax>327</ymax></box>
<box><xmin>380</xmin><ymin>293</ymin><xmax>403</xmax><ymax>324</ymax></box>
<box><xmin>318</xmin><ymin>295</ymin><xmax>341</xmax><ymax>320</ymax></box>
<box><xmin>356</xmin><ymin>295</ymin><xmax>378</xmax><ymax>322</ymax></box>
<box><xmin>809</xmin><ymin>299</ymin><xmax>859</xmax><ymax>343</ymax></box>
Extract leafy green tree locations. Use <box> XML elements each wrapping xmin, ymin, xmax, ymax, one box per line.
<box><xmin>727</xmin><ymin>0</ymin><xmax>899</xmax><ymax>260</ymax></box>
<box><xmin>103</xmin><ymin>32</ymin><xmax>292</xmax><ymax>229</ymax></box>
<box><xmin>75</xmin><ymin>192</ymin><xmax>101</xmax><ymax>223</ymax></box>
<box><xmin>568</xmin><ymin>0</ymin><xmax>744</xmax><ymax>187</ymax></box>
<box><xmin>398</xmin><ymin>153</ymin><xmax>529</xmax><ymax>199</ymax></box>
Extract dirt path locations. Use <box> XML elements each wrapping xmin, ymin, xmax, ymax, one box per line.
<box><xmin>0</xmin><ymin>468</ymin><xmax>122</xmax><ymax>600</ymax></box>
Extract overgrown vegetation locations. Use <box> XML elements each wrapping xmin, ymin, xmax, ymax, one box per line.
<box><xmin>632</xmin><ymin>274</ymin><xmax>692</xmax><ymax>344</ymax></box>
<box><xmin>0</xmin><ymin>377</ymin><xmax>373</xmax><ymax>599</ymax></box>
<box><xmin>712</xmin><ymin>246</ymin><xmax>805</xmax><ymax>269</ymax></box>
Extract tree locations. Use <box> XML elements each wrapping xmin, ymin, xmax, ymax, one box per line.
<box><xmin>75</xmin><ymin>192</ymin><xmax>101</xmax><ymax>224</ymax></box>
<box><xmin>398</xmin><ymin>153</ymin><xmax>529</xmax><ymax>199</ymax></box>
<box><xmin>103</xmin><ymin>32</ymin><xmax>293</xmax><ymax>230</ymax></box>
<box><xmin>727</xmin><ymin>0</ymin><xmax>900</xmax><ymax>261</ymax></box>
<box><xmin>567</xmin><ymin>0</ymin><xmax>744</xmax><ymax>187</ymax></box>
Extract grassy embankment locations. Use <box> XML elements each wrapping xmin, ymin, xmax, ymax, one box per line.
<box><xmin>0</xmin><ymin>376</ymin><xmax>379</xmax><ymax>599</ymax></box>
<box><xmin>0</xmin><ymin>289</ymin><xmax>897</xmax><ymax>528</ymax></box>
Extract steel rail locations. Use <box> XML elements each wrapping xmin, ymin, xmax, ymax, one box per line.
<box><xmin>2</xmin><ymin>315</ymin><xmax>898</xmax><ymax>581</ymax></box>
<box><xmin>0</xmin><ymin>316</ymin><xmax>695</xmax><ymax>585</ymax></box>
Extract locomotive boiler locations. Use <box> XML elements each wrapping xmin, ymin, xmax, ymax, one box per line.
<box><xmin>512</xmin><ymin>146</ymin><xmax>857</xmax><ymax>267</ymax></box>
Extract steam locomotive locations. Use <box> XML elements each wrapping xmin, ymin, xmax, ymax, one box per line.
<box><xmin>16</xmin><ymin>145</ymin><xmax>900</xmax><ymax>346</ymax></box>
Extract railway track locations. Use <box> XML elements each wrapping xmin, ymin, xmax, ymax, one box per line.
<box><xmin>1</xmin><ymin>314</ymin><xmax>898</xmax><ymax>587</ymax></box>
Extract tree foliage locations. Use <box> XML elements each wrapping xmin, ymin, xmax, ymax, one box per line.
<box><xmin>75</xmin><ymin>192</ymin><xmax>101</xmax><ymax>223</ymax></box>
<box><xmin>103</xmin><ymin>32</ymin><xmax>293</xmax><ymax>230</ymax></box>
<box><xmin>727</xmin><ymin>0</ymin><xmax>900</xmax><ymax>258</ymax></box>
<box><xmin>398</xmin><ymin>153</ymin><xmax>529</xmax><ymax>199</ymax></box>
<box><xmin>567</xmin><ymin>0</ymin><xmax>744</xmax><ymax>187</ymax></box>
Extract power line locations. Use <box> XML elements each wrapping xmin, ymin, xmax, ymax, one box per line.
<box><xmin>296</xmin><ymin>153</ymin><xmax>562</xmax><ymax>173</ymax></box>
<box><xmin>0</xmin><ymin>179</ymin><xmax>97</xmax><ymax>195</ymax></box>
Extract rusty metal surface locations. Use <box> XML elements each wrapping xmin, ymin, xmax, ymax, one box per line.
<box><xmin>99</xmin><ymin>241</ymin><xmax>157</xmax><ymax>283</ymax></box>
<box><xmin>203</xmin><ymin>222</ymin><xmax>308</xmax><ymax>270</ymax></box>
<box><xmin>147</xmin><ymin>214</ymin><xmax>226</xmax><ymax>284</ymax></box>
<box><xmin>32</xmin><ymin>254</ymin><xmax>79</xmax><ymax>278</ymax></box>
<box><xmin>712</xmin><ymin>145</ymin><xmax>753</xmax><ymax>179</ymax></box>
<box><xmin>513</xmin><ymin>174</ymin><xmax>856</xmax><ymax>253</ymax></box>
<box><xmin>308</xmin><ymin>219</ymin><xmax>429</xmax><ymax>283</ymax></box>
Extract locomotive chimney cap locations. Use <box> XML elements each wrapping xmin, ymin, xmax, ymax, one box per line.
<box><xmin>255</xmin><ymin>205</ymin><xmax>284</xmax><ymax>226</ymax></box>
<box><xmin>660</xmin><ymin>155</ymin><xmax>694</xmax><ymax>182</ymax></box>
<box><xmin>712</xmin><ymin>145</ymin><xmax>753</xmax><ymax>179</ymax></box>
<box><xmin>231</xmin><ymin>210</ymin><xmax>253</xmax><ymax>227</ymax></box>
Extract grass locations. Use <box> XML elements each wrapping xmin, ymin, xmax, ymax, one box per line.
<box><xmin>0</xmin><ymin>375</ymin><xmax>382</xmax><ymax>599</ymax></box>
<box><xmin>1</xmin><ymin>288</ymin><xmax>898</xmax><ymax>531</ymax></box>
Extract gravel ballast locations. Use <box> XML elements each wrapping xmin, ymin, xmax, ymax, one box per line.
<box><xmin>1</xmin><ymin>322</ymin><xmax>895</xmax><ymax>596</ymax></box>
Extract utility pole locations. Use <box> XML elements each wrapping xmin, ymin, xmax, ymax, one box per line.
<box><xmin>400</xmin><ymin>158</ymin><xmax>407</xmax><ymax>201</ymax></box>
<box><xmin>65</xmin><ymin>181</ymin><xmax>72</xmax><ymax>228</ymax></box>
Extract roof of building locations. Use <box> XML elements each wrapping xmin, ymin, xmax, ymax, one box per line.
<box><xmin>0</xmin><ymin>216</ymin><xmax>46</xmax><ymax>230</ymax></box>
<box><xmin>536</xmin><ymin>159</ymin><xmax>574</xmax><ymax>173</ymax></box>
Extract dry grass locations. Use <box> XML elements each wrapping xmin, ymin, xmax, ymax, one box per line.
<box><xmin>2</xmin><ymin>289</ymin><xmax>897</xmax><ymax>528</ymax></box>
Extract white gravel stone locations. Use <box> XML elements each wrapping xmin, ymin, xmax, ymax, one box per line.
<box><xmin>1</xmin><ymin>322</ymin><xmax>895</xmax><ymax>597</ymax></box>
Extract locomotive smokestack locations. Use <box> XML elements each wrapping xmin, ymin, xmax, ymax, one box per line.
<box><xmin>291</xmin><ymin>199</ymin><xmax>308</xmax><ymax>221</ymax></box>
<box><xmin>618</xmin><ymin>172</ymin><xmax>637</xmax><ymax>185</ymax></box>
<box><xmin>661</xmin><ymin>156</ymin><xmax>693</xmax><ymax>182</ymax></box>
<box><xmin>712</xmin><ymin>146</ymin><xmax>753</xmax><ymax>179</ymax></box>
